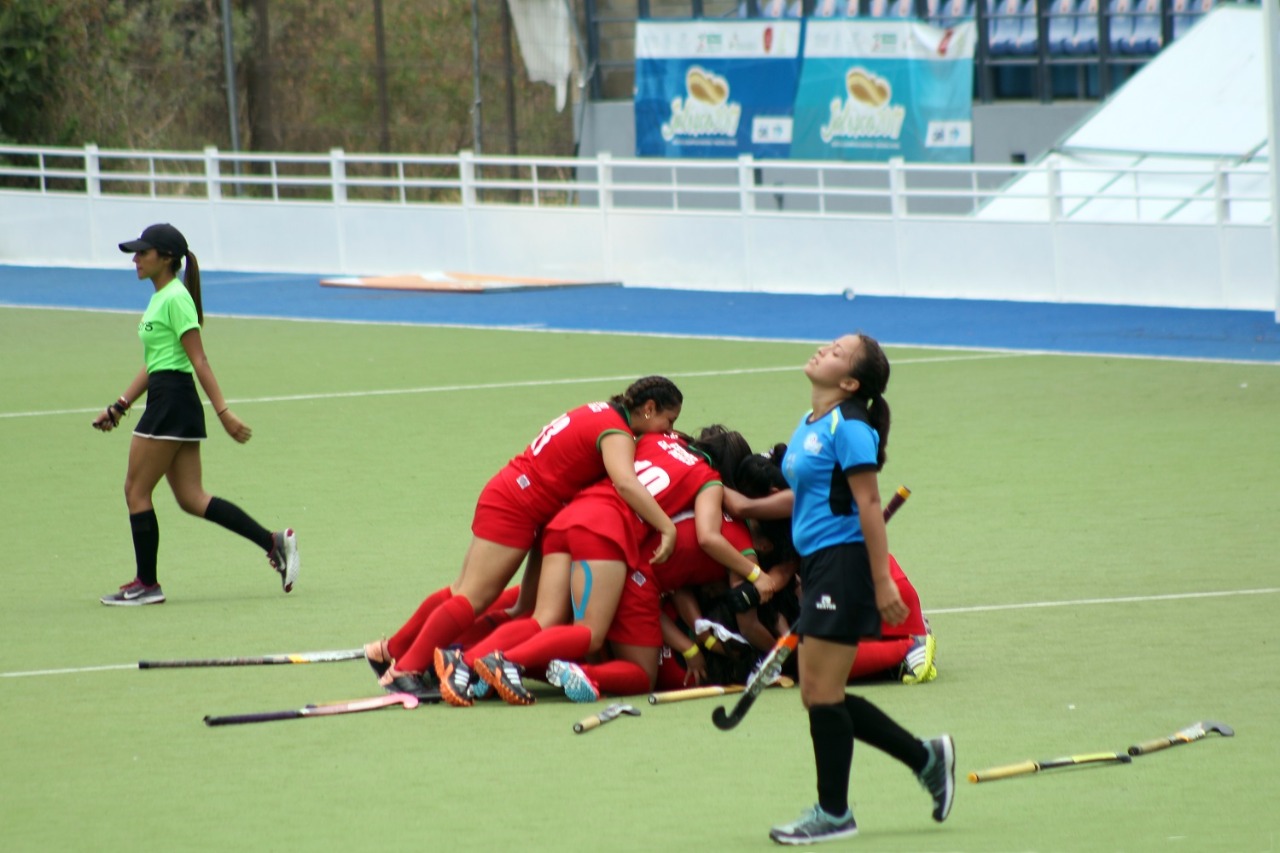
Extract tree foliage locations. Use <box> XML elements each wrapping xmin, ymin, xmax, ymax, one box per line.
<box><xmin>0</xmin><ymin>0</ymin><xmax>575</xmax><ymax>155</ymax></box>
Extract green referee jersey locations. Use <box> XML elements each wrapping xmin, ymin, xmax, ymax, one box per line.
<box><xmin>138</xmin><ymin>279</ymin><xmax>200</xmax><ymax>373</ymax></box>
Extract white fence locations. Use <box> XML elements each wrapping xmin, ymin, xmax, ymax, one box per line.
<box><xmin>0</xmin><ymin>144</ymin><xmax>1273</xmax><ymax>310</ymax></box>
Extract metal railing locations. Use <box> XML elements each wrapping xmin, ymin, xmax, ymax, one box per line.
<box><xmin>0</xmin><ymin>143</ymin><xmax>1268</xmax><ymax>225</ymax></box>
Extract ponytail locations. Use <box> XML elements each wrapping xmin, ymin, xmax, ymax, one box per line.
<box><xmin>184</xmin><ymin>251</ymin><xmax>203</xmax><ymax>326</ymax></box>
<box><xmin>849</xmin><ymin>334</ymin><xmax>891</xmax><ymax>470</ymax></box>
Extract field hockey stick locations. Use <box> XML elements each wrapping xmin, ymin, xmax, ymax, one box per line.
<box><xmin>203</xmin><ymin>692</ymin><xmax>419</xmax><ymax>726</ymax></box>
<box><xmin>968</xmin><ymin>751</ymin><xmax>1132</xmax><ymax>782</ymax></box>
<box><xmin>140</xmin><ymin>648</ymin><xmax>365</xmax><ymax>669</ymax></box>
<box><xmin>1127</xmin><ymin>720</ymin><xmax>1235</xmax><ymax>756</ymax></box>
<box><xmin>573</xmin><ymin>703</ymin><xmax>641</xmax><ymax>734</ymax></box>
<box><xmin>648</xmin><ymin>675</ymin><xmax>794</xmax><ymax>705</ymax></box>
<box><xmin>710</xmin><ymin>486</ymin><xmax>910</xmax><ymax>731</ymax></box>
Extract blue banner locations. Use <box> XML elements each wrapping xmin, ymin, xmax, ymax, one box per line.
<box><xmin>634</xmin><ymin>19</ymin><xmax>975</xmax><ymax>163</ymax></box>
<box><xmin>791</xmin><ymin>20</ymin><xmax>975</xmax><ymax>162</ymax></box>
<box><xmin>634</xmin><ymin>21</ymin><xmax>803</xmax><ymax>159</ymax></box>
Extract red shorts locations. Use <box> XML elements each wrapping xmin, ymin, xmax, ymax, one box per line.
<box><xmin>541</xmin><ymin>526</ymin><xmax>627</xmax><ymax>562</ymax></box>
<box><xmin>606</xmin><ymin>563</ymin><xmax>661</xmax><ymax>647</ymax></box>
<box><xmin>470</xmin><ymin>472</ymin><xmax>544</xmax><ymax>550</ymax></box>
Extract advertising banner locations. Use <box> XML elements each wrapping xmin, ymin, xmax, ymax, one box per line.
<box><xmin>635</xmin><ymin>18</ymin><xmax>975</xmax><ymax>163</ymax></box>
<box><xmin>790</xmin><ymin>19</ymin><xmax>976</xmax><ymax>162</ymax></box>
<box><xmin>634</xmin><ymin>20</ymin><xmax>804</xmax><ymax>159</ymax></box>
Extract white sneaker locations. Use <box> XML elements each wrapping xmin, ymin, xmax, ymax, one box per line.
<box><xmin>268</xmin><ymin>529</ymin><xmax>300</xmax><ymax>592</ymax></box>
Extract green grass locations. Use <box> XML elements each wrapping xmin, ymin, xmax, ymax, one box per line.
<box><xmin>2</xmin><ymin>306</ymin><xmax>1278</xmax><ymax>852</ymax></box>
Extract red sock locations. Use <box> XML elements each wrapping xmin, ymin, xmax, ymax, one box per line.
<box><xmin>504</xmin><ymin>624</ymin><xmax>592</xmax><ymax>671</ymax></box>
<box><xmin>849</xmin><ymin>639</ymin><xmax>912</xmax><ymax>680</ymax></box>
<box><xmin>580</xmin><ymin>659</ymin><xmax>652</xmax><ymax>696</ymax></box>
<box><xmin>462</xmin><ymin>617</ymin><xmax>542</xmax><ymax>667</ymax></box>
<box><xmin>455</xmin><ymin>587</ymin><xmax>520</xmax><ymax>648</ymax></box>
<box><xmin>396</xmin><ymin>595</ymin><xmax>475</xmax><ymax>674</ymax></box>
<box><xmin>387</xmin><ymin>586</ymin><xmax>452</xmax><ymax>660</ymax></box>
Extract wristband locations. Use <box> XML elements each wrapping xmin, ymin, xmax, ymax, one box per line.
<box><xmin>703</xmin><ymin>635</ymin><xmax>717</xmax><ymax>650</ymax></box>
<box><xmin>115</xmin><ymin>397</ymin><xmax>131</xmax><ymax>411</ymax></box>
<box><xmin>681</xmin><ymin>645</ymin><xmax>700</xmax><ymax>660</ymax></box>
<box><xmin>216</xmin><ymin>407</ymin><xmax>229</xmax><ymax>417</ymax></box>
<box><xmin>746</xmin><ymin>566</ymin><xmax>762</xmax><ymax>583</ymax></box>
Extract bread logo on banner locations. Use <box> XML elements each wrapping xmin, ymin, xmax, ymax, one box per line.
<box><xmin>820</xmin><ymin>65</ymin><xmax>906</xmax><ymax>145</ymax></box>
<box><xmin>662</xmin><ymin>65</ymin><xmax>742</xmax><ymax>143</ymax></box>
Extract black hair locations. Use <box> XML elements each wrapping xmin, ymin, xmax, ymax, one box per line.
<box><xmin>849</xmin><ymin>334</ymin><xmax>891</xmax><ymax>470</ymax></box>
<box><xmin>609</xmin><ymin>376</ymin><xmax>682</xmax><ymax>414</ymax></box>
<box><xmin>689</xmin><ymin>425</ymin><xmax>752</xmax><ymax>489</ymax></box>
<box><xmin>734</xmin><ymin>445</ymin><xmax>797</xmax><ymax>571</ymax></box>
<box><xmin>163</xmin><ymin>249</ymin><xmax>203</xmax><ymax>326</ymax></box>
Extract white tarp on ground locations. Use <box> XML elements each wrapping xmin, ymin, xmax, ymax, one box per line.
<box><xmin>979</xmin><ymin>4</ymin><xmax>1269</xmax><ymax>222</ymax></box>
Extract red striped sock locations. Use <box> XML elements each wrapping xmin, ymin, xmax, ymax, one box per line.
<box><xmin>580</xmin><ymin>660</ymin><xmax>652</xmax><ymax>696</ymax></box>
<box><xmin>504</xmin><ymin>624</ymin><xmax>592</xmax><ymax>671</ymax></box>
<box><xmin>396</xmin><ymin>595</ymin><xmax>474</xmax><ymax>674</ymax></box>
<box><xmin>462</xmin><ymin>617</ymin><xmax>542</xmax><ymax>667</ymax></box>
<box><xmin>387</xmin><ymin>586</ymin><xmax>452</xmax><ymax>660</ymax></box>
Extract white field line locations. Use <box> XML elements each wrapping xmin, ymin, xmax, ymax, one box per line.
<box><xmin>3</xmin><ymin>586</ymin><xmax>1276</xmax><ymax>680</ymax></box>
<box><xmin>0</xmin><ymin>353</ymin><xmax>1023</xmax><ymax>420</ymax></box>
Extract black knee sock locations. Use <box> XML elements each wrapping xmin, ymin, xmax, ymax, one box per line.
<box><xmin>204</xmin><ymin>497</ymin><xmax>274</xmax><ymax>552</ymax></box>
<box><xmin>809</xmin><ymin>702</ymin><xmax>854</xmax><ymax>817</ymax></box>
<box><xmin>844</xmin><ymin>693</ymin><xmax>929</xmax><ymax>772</ymax></box>
<box><xmin>130</xmin><ymin>510</ymin><xmax>159</xmax><ymax>586</ymax></box>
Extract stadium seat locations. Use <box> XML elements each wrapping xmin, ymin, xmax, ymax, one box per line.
<box><xmin>1107</xmin><ymin>0</ymin><xmax>1136</xmax><ymax>53</ymax></box>
<box><xmin>1123</xmin><ymin>0</ymin><xmax>1163</xmax><ymax>53</ymax></box>
<box><xmin>1172</xmin><ymin>0</ymin><xmax>1213</xmax><ymax>38</ymax></box>
<box><xmin>987</xmin><ymin>0</ymin><xmax>1037</xmax><ymax>55</ymax></box>
<box><xmin>1046</xmin><ymin>0</ymin><xmax>1079</xmax><ymax>53</ymax></box>
<box><xmin>1063</xmin><ymin>0</ymin><xmax>1099</xmax><ymax>53</ymax></box>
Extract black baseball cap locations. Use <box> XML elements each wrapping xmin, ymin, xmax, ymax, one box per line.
<box><xmin>119</xmin><ymin>223</ymin><xmax>188</xmax><ymax>257</ymax></box>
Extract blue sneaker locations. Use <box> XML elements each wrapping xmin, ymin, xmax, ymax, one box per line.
<box><xmin>900</xmin><ymin>633</ymin><xmax>937</xmax><ymax>684</ymax></box>
<box><xmin>546</xmin><ymin>659</ymin><xmax>600</xmax><ymax>703</ymax></box>
<box><xmin>768</xmin><ymin>804</ymin><xmax>858</xmax><ymax>845</ymax></box>
<box><xmin>918</xmin><ymin>735</ymin><xmax>956</xmax><ymax>822</ymax></box>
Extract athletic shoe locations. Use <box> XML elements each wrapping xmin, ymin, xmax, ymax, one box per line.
<box><xmin>101</xmin><ymin>578</ymin><xmax>165</xmax><ymax>606</ymax></box>
<box><xmin>473</xmin><ymin>651</ymin><xmax>534</xmax><ymax>706</ymax></box>
<box><xmin>267</xmin><ymin>529</ymin><xmax>300</xmax><ymax>593</ymax></box>
<box><xmin>434</xmin><ymin>647</ymin><xmax>475</xmax><ymax>708</ymax></box>
<box><xmin>900</xmin><ymin>633</ymin><xmax>938</xmax><ymax>685</ymax></box>
<box><xmin>768</xmin><ymin>804</ymin><xmax>858</xmax><ymax>845</ymax></box>
<box><xmin>381</xmin><ymin>670</ymin><xmax>441</xmax><ymax>704</ymax></box>
<box><xmin>917</xmin><ymin>734</ymin><xmax>956</xmax><ymax>822</ymax></box>
<box><xmin>546</xmin><ymin>659</ymin><xmax>600</xmax><ymax>703</ymax></box>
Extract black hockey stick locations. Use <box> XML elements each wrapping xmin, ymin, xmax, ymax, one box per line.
<box><xmin>203</xmin><ymin>692</ymin><xmax>419</xmax><ymax>726</ymax></box>
<box><xmin>140</xmin><ymin>648</ymin><xmax>364</xmax><ymax>669</ymax></box>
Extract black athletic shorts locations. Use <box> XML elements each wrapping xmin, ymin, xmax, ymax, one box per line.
<box><xmin>134</xmin><ymin>370</ymin><xmax>207</xmax><ymax>441</ymax></box>
<box><xmin>793</xmin><ymin>542</ymin><xmax>882</xmax><ymax>645</ymax></box>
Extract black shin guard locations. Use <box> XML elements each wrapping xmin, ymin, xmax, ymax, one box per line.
<box><xmin>204</xmin><ymin>497</ymin><xmax>273</xmax><ymax>552</ymax></box>
<box><xmin>844</xmin><ymin>693</ymin><xmax>929</xmax><ymax>772</ymax></box>
<box><xmin>809</xmin><ymin>702</ymin><xmax>855</xmax><ymax>817</ymax></box>
<box><xmin>129</xmin><ymin>509</ymin><xmax>159</xmax><ymax>586</ymax></box>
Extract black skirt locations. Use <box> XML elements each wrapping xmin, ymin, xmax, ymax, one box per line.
<box><xmin>793</xmin><ymin>542</ymin><xmax>882</xmax><ymax>645</ymax></box>
<box><xmin>133</xmin><ymin>370</ymin><xmax>207</xmax><ymax>441</ymax></box>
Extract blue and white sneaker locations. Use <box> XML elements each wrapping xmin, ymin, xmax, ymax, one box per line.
<box><xmin>768</xmin><ymin>804</ymin><xmax>858</xmax><ymax>845</ymax></box>
<box><xmin>546</xmin><ymin>659</ymin><xmax>600</xmax><ymax>703</ymax></box>
<box><xmin>918</xmin><ymin>734</ymin><xmax>956</xmax><ymax>822</ymax></box>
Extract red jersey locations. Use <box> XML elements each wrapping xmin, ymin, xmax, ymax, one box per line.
<box><xmin>546</xmin><ymin>433</ymin><xmax>720</xmax><ymax>569</ymax></box>
<box><xmin>652</xmin><ymin>514</ymin><xmax>755</xmax><ymax>593</ymax></box>
<box><xmin>499</xmin><ymin>402</ymin><xmax>633</xmax><ymax>522</ymax></box>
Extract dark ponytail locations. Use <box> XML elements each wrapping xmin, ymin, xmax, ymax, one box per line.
<box><xmin>689</xmin><ymin>425</ymin><xmax>752</xmax><ymax>489</ymax></box>
<box><xmin>165</xmin><ymin>250</ymin><xmax>203</xmax><ymax>326</ymax></box>
<box><xmin>610</xmin><ymin>375</ymin><xmax>682</xmax><ymax>413</ymax></box>
<box><xmin>849</xmin><ymin>334</ymin><xmax>891</xmax><ymax>470</ymax></box>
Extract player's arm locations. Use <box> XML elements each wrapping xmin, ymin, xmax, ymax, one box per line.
<box><xmin>94</xmin><ymin>366</ymin><xmax>148</xmax><ymax>431</ymax></box>
<box><xmin>722</xmin><ymin>486</ymin><xmax>793</xmax><ymax>521</ymax></box>
<box><xmin>181</xmin><ymin>328</ymin><xmax>250</xmax><ymax>444</ymax></box>
<box><xmin>848</xmin><ymin>470</ymin><xmax>906</xmax><ymax>627</ymax></box>
<box><xmin>693</xmin><ymin>487</ymin><xmax>776</xmax><ymax>602</ymax></box>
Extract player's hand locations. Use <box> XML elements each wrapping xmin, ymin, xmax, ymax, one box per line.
<box><xmin>875</xmin><ymin>580</ymin><xmax>909</xmax><ymax>628</ymax></box>
<box><xmin>753</xmin><ymin>570</ymin><xmax>779</xmax><ymax>604</ymax></box>
<box><xmin>649</xmin><ymin>525</ymin><xmax>676</xmax><ymax>564</ymax></box>
<box><xmin>683</xmin><ymin>652</ymin><xmax>708</xmax><ymax>686</ymax></box>
<box><xmin>218</xmin><ymin>409</ymin><xmax>252</xmax><ymax>444</ymax></box>
<box><xmin>92</xmin><ymin>407</ymin><xmax>119</xmax><ymax>432</ymax></box>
